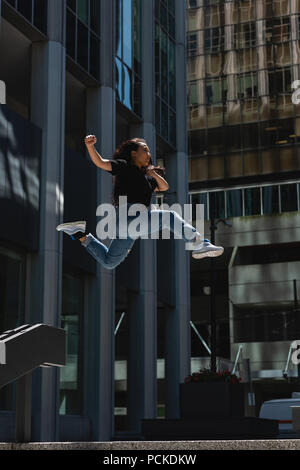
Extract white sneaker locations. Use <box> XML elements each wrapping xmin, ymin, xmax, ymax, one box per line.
<box><xmin>56</xmin><ymin>221</ymin><xmax>86</xmax><ymax>237</ymax></box>
<box><xmin>192</xmin><ymin>239</ymin><xmax>224</xmax><ymax>259</ymax></box>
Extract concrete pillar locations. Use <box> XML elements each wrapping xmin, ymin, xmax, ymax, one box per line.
<box><xmin>163</xmin><ymin>0</ymin><xmax>191</xmax><ymax>419</ymax></box>
<box><xmin>84</xmin><ymin>0</ymin><xmax>116</xmax><ymax>440</ymax></box>
<box><xmin>127</xmin><ymin>0</ymin><xmax>157</xmax><ymax>433</ymax></box>
<box><xmin>28</xmin><ymin>0</ymin><xmax>66</xmax><ymax>441</ymax></box>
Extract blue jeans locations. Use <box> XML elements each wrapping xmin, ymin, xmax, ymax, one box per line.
<box><xmin>81</xmin><ymin>204</ymin><xmax>201</xmax><ymax>270</ymax></box>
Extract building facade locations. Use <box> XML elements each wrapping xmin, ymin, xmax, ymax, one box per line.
<box><xmin>0</xmin><ymin>0</ymin><xmax>190</xmax><ymax>441</ymax></box>
<box><xmin>187</xmin><ymin>0</ymin><xmax>300</xmax><ymax>411</ymax></box>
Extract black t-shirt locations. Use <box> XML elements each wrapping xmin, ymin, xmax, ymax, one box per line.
<box><xmin>106</xmin><ymin>159</ymin><xmax>158</xmax><ymax>207</ymax></box>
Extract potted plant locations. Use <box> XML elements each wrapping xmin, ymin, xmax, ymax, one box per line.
<box><xmin>180</xmin><ymin>368</ymin><xmax>244</xmax><ymax>419</ymax></box>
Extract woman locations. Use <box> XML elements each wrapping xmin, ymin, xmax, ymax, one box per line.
<box><xmin>56</xmin><ymin>136</ymin><xmax>224</xmax><ymax>269</ymax></box>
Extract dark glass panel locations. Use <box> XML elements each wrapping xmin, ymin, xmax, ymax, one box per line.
<box><xmin>226</xmin><ymin>189</ymin><xmax>243</xmax><ymax>217</ymax></box>
<box><xmin>280</xmin><ymin>184</ymin><xmax>298</xmax><ymax>212</ymax></box>
<box><xmin>67</xmin><ymin>0</ymin><xmax>76</xmax><ymax>11</ymax></box>
<box><xmin>244</xmin><ymin>187</ymin><xmax>261</xmax><ymax>216</ymax></box>
<box><xmin>18</xmin><ymin>0</ymin><xmax>32</xmax><ymax>21</ymax></box>
<box><xmin>66</xmin><ymin>9</ymin><xmax>76</xmax><ymax>59</ymax></box>
<box><xmin>243</xmin><ymin>123</ymin><xmax>259</xmax><ymax>148</ymax></box>
<box><xmin>191</xmin><ymin>193</ymin><xmax>208</xmax><ymax>220</ymax></box>
<box><xmin>262</xmin><ymin>185</ymin><xmax>279</xmax><ymax>214</ymax></box>
<box><xmin>90</xmin><ymin>0</ymin><xmax>100</xmax><ymax>35</ymax></box>
<box><xmin>209</xmin><ymin>191</ymin><xmax>225</xmax><ymax>219</ymax></box>
<box><xmin>133</xmin><ymin>75</ymin><xmax>141</xmax><ymax>116</ymax></box>
<box><xmin>77</xmin><ymin>20</ymin><xmax>89</xmax><ymax>69</ymax></box>
<box><xmin>169</xmin><ymin>109</ymin><xmax>176</xmax><ymax>146</ymax></box>
<box><xmin>161</xmin><ymin>101</ymin><xmax>168</xmax><ymax>140</ymax></box>
<box><xmin>90</xmin><ymin>33</ymin><xmax>100</xmax><ymax>80</ymax></box>
<box><xmin>77</xmin><ymin>0</ymin><xmax>88</xmax><ymax>25</ymax></box>
<box><xmin>33</xmin><ymin>0</ymin><xmax>47</xmax><ymax>33</ymax></box>
<box><xmin>168</xmin><ymin>40</ymin><xmax>176</xmax><ymax>109</ymax></box>
<box><xmin>116</xmin><ymin>0</ymin><xmax>122</xmax><ymax>57</ymax></box>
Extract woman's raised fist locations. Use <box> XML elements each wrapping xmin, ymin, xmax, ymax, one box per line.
<box><xmin>84</xmin><ymin>135</ymin><xmax>97</xmax><ymax>147</ymax></box>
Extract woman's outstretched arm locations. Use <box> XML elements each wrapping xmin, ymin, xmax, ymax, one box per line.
<box><xmin>84</xmin><ymin>135</ymin><xmax>112</xmax><ymax>171</ymax></box>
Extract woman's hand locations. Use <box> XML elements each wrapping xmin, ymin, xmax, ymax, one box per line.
<box><xmin>145</xmin><ymin>165</ymin><xmax>165</xmax><ymax>177</ymax></box>
<box><xmin>84</xmin><ymin>135</ymin><xmax>97</xmax><ymax>148</ymax></box>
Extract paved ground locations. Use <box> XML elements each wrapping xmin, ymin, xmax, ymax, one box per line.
<box><xmin>0</xmin><ymin>440</ymin><xmax>300</xmax><ymax>450</ymax></box>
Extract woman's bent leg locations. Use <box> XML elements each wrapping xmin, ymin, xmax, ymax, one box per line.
<box><xmin>81</xmin><ymin>233</ymin><xmax>136</xmax><ymax>269</ymax></box>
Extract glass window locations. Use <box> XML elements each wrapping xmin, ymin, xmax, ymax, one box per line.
<box><xmin>262</xmin><ymin>185</ymin><xmax>279</xmax><ymax>214</ymax></box>
<box><xmin>77</xmin><ymin>20</ymin><xmax>89</xmax><ymax>70</ymax></box>
<box><xmin>204</xmin><ymin>27</ymin><xmax>224</xmax><ymax>53</ymax></box>
<box><xmin>191</xmin><ymin>193</ymin><xmax>208</xmax><ymax>220</ymax></box>
<box><xmin>266</xmin><ymin>17</ymin><xmax>290</xmax><ymax>43</ymax></box>
<box><xmin>239</xmin><ymin>0</ymin><xmax>255</xmax><ymax>22</ymax></box>
<box><xmin>90</xmin><ymin>33</ymin><xmax>100</xmax><ymax>80</ymax></box>
<box><xmin>205</xmin><ymin>77</ymin><xmax>227</xmax><ymax>104</ymax></box>
<box><xmin>225</xmin><ymin>125</ymin><xmax>241</xmax><ymax>151</ymax></box>
<box><xmin>90</xmin><ymin>0</ymin><xmax>100</xmax><ymax>35</ymax></box>
<box><xmin>18</xmin><ymin>0</ymin><xmax>32</xmax><ymax>22</ymax></box>
<box><xmin>209</xmin><ymin>191</ymin><xmax>225</xmax><ymax>219</ymax></box>
<box><xmin>244</xmin><ymin>187</ymin><xmax>261</xmax><ymax>215</ymax></box>
<box><xmin>268</xmin><ymin>68</ymin><xmax>291</xmax><ymax>95</ymax></box>
<box><xmin>238</xmin><ymin>73</ymin><xmax>257</xmax><ymax>99</ymax></box>
<box><xmin>66</xmin><ymin>10</ymin><xmax>76</xmax><ymax>59</ymax></box>
<box><xmin>67</xmin><ymin>0</ymin><xmax>76</xmax><ymax>12</ymax></box>
<box><xmin>239</xmin><ymin>48</ymin><xmax>257</xmax><ymax>72</ymax></box>
<box><xmin>77</xmin><ymin>0</ymin><xmax>88</xmax><ymax>24</ymax></box>
<box><xmin>280</xmin><ymin>184</ymin><xmax>298</xmax><ymax>212</ymax></box>
<box><xmin>243</xmin><ymin>123</ymin><xmax>259</xmax><ymax>148</ymax></box>
<box><xmin>204</xmin><ymin>5</ymin><xmax>224</xmax><ymax>28</ymax></box>
<box><xmin>168</xmin><ymin>41</ymin><xmax>176</xmax><ymax>109</ymax></box>
<box><xmin>187</xmin><ymin>32</ymin><xmax>199</xmax><ymax>56</ymax></box>
<box><xmin>235</xmin><ymin>22</ymin><xmax>256</xmax><ymax>49</ymax></box>
<box><xmin>33</xmin><ymin>0</ymin><xmax>47</xmax><ymax>34</ymax></box>
<box><xmin>60</xmin><ymin>271</ymin><xmax>84</xmax><ymax>415</ymax></box>
<box><xmin>123</xmin><ymin>0</ymin><xmax>133</xmax><ymax>68</ymax></box>
<box><xmin>133</xmin><ymin>0</ymin><xmax>141</xmax><ymax>75</ymax></box>
<box><xmin>226</xmin><ymin>189</ymin><xmax>243</xmax><ymax>217</ymax></box>
<box><xmin>0</xmin><ymin>247</ymin><xmax>25</xmax><ymax>411</ymax></box>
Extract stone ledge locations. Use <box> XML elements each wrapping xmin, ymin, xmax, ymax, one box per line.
<box><xmin>0</xmin><ymin>440</ymin><xmax>300</xmax><ymax>450</ymax></box>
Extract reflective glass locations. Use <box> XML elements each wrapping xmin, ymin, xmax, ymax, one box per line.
<box><xmin>191</xmin><ymin>193</ymin><xmax>208</xmax><ymax>220</ymax></box>
<box><xmin>66</xmin><ymin>10</ymin><xmax>76</xmax><ymax>59</ymax></box>
<box><xmin>90</xmin><ymin>33</ymin><xmax>100</xmax><ymax>80</ymax></box>
<box><xmin>160</xmin><ymin>30</ymin><xmax>168</xmax><ymax>100</ymax></box>
<box><xmin>115</xmin><ymin>57</ymin><xmax>123</xmax><ymax>101</ymax></box>
<box><xmin>77</xmin><ymin>20</ymin><xmax>88</xmax><ymax>69</ymax></box>
<box><xmin>60</xmin><ymin>272</ymin><xmax>83</xmax><ymax>415</ymax></box>
<box><xmin>262</xmin><ymin>185</ymin><xmax>279</xmax><ymax>214</ymax></box>
<box><xmin>0</xmin><ymin>248</ymin><xmax>25</xmax><ymax>411</ymax></box>
<box><xmin>123</xmin><ymin>64</ymin><xmax>133</xmax><ymax>110</ymax></box>
<box><xmin>280</xmin><ymin>184</ymin><xmax>298</xmax><ymax>211</ymax></box>
<box><xmin>77</xmin><ymin>0</ymin><xmax>88</xmax><ymax>25</ymax></box>
<box><xmin>90</xmin><ymin>0</ymin><xmax>100</xmax><ymax>35</ymax></box>
<box><xmin>209</xmin><ymin>191</ymin><xmax>225</xmax><ymax>219</ymax></box>
<box><xmin>123</xmin><ymin>0</ymin><xmax>132</xmax><ymax>68</ymax></box>
<box><xmin>116</xmin><ymin>0</ymin><xmax>122</xmax><ymax>58</ymax></box>
<box><xmin>161</xmin><ymin>101</ymin><xmax>168</xmax><ymax>140</ymax></box>
<box><xmin>133</xmin><ymin>0</ymin><xmax>141</xmax><ymax>75</ymax></box>
<box><xmin>18</xmin><ymin>0</ymin><xmax>32</xmax><ymax>21</ymax></box>
<box><xmin>34</xmin><ymin>0</ymin><xmax>47</xmax><ymax>34</ymax></box>
<box><xmin>168</xmin><ymin>40</ymin><xmax>176</xmax><ymax>109</ymax></box>
<box><xmin>226</xmin><ymin>189</ymin><xmax>243</xmax><ymax>217</ymax></box>
<box><xmin>244</xmin><ymin>187</ymin><xmax>261</xmax><ymax>215</ymax></box>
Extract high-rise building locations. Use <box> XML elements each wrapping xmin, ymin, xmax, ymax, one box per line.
<box><xmin>187</xmin><ymin>0</ymin><xmax>300</xmax><ymax>410</ymax></box>
<box><xmin>0</xmin><ymin>0</ymin><xmax>190</xmax><ymax>442</ymax></box>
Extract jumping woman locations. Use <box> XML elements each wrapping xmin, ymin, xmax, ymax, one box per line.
<box><xmin>56</xmin><ymin>136</ymin><xmax>224</xmax><ymax>269</ymax></box>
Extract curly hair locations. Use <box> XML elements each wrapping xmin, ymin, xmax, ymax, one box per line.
<box><xmin>111</xmin><ymin>138</ymin><xmax>165</xmax><ymax>207</ymax></box>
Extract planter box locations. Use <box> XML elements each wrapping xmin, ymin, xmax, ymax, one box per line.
<box><xmin>180</xmin><ymin>382</ymin><xmax>244</xmax><ymax>419</ymax></box>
